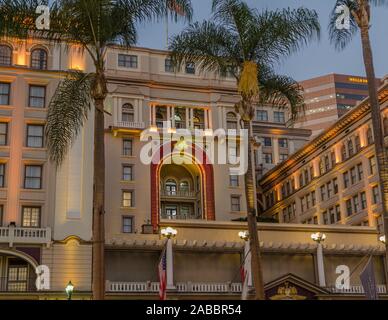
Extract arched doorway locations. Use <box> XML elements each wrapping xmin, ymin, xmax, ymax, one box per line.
<box><xmin>150</xmin><ymin>143</ymin><xmax>216</xmax><ymax>231</ymax></box>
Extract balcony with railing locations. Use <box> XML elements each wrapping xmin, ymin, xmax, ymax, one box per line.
<box><xmin>115</xmin><ymin>121</ymin><xmax>146</xmax><ymax>130</ymax></box>
<box><xmin>160</xmin><ymin>189</ymin><xmax>199</xmax><ymax>199</ymax></box>
<box><xmin>325</xmin><ymin>285</ymin><xmax>387</xmax><ymax>295</ymax></box>
<box><xmin>0</xmin><ymin>227</ymin><xmax>52</xmax><ymax>247</ymax></box>
<box><xmin>106</xmin><ymin>281</ymin><xmax>243</xmax><ymax>295</ymax></box>
<box><xmin>160</xmin><ymin>211</ymin><xmax>202</xmax><ymax>221</ymax></box>
<box><xmin>0</xmin><ymin>276</ymin><xmax>37</xmax><ymax>293</ymax></box>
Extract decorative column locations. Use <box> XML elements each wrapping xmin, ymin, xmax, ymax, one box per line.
<box><xmin>185</xmin><ymin>108</ymin><xmax>190</xmax><ymax>129</ymax></box>
<box><xmin>239</xmin><ymin>231</ymin><xmax>252</xmax><ymax>299</ymax></box>
<box><xmin>171</xmin><ymin>106</ymin><xmax>176</xmax><ymax>128</ymax></box>
<box><xmin>311</xmin><ymin>232</ymin><xmax>327</xmax><ymax>287</ymax></box>
<box><xmin>273</xmin><ymin>138</ymin><xmax>280</xmax><ymax>165</ymax></box>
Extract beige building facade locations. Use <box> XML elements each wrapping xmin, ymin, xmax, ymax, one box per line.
<box><xmin>0</xmin><ymin>40</ymin><xmax>386</xmax><ymax>300</ymax></box>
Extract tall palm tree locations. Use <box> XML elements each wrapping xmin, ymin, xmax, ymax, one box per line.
<box><xmin>169</xmin><ymin>0</ymin><xmax>320</xmax><ymax>300</ymax></box>
<box><xmin>0</xmin><ymin>0</ymin><xmax>192</xmax><ymax>300</ymax></box>
<box><xmin>329</xmin><ymin>0</ymin><xmax>388</xmax><ymax>283</ymax></box>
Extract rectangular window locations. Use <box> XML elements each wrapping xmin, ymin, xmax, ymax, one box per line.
<box><xmin>279</xmin><ymin>138</ymin><xmax>288</xmax><ymax>148</ymax></box>
<box><xmin>263</xmin><ymin>153</ymin><xmax>273</xmax><ymax>164</ymax></box>
<box><xmin>369</xmin><ymin>156</ymin><xmax>376</xmax><ymax>175</ymax></box>
<box><xmin>29</xmin><ymin>85</ymin><xmax>46</xmax><ymax>108</ymax></box>
<box><xmin>311</xmin><ymin>191</ymin><xmax>316</xmax><ymax>206</ymax></box>
<box><xmin>0</xmin><ymin>163</ymin><xmax>5</xmax><ymax>188</ymax></box>
<box><xmin>7</xmin><ymin>263</ymin><xmax>28</xmax><ymax>292</ymax></box>
<box><xmin>323</xmin><ymin>211</ymin><xmax>329</xmax><ymax>225</ymax></box>
<box><xmin>263</xmin><ymin>137</ymin><xmax>272</xmax><ymax>147</ymax></box>
<box><xmin>279</xmin><ymin>154</ymin><xmax>288</xmax><ymax>162</ymax></box>
<box><xmin>329</xmin><ymin>207</ymin><xmax>335</xmax><ymax>224</ymax></box>
<box><xmin>372</xmin><ymin>186</ymin><xmax>380</xmax><ymax>204</ymax></box>
<box><xmin>361</xmin><ymin>192</ymin><xmax>367</xmax><ymax>210</ymax></box>
<box><xmin>335</xmin><ymin>205</ymin><xmax>341</xmax><ymax>222</ymax></box>
<box><xmin>122</xmin><ymin>165</ymin><xmax>133</xmax><ymax>181</ymax></box>
<box><xmin>357</xmin><ymin>163</ymin><xmax>364</xmax><ymax>180</ymax></box>
<box><xmin>299</xmin><ymin>174</ymin><xmax>304</xmax><ymax>188</ymax></box>
<box><xmin>231</xmin><ymin>196</ymin><xmax>241</xmax><ymax>212</ymax></box>
<box><xmin>350</xmin><ymin>167</ymin><xmax>357</xmax><ymax>184</ymax></box>
<box><xmin>346</xmin><ymin>199</ymin><xmax>353</xmax><ymax>216</ymax></box>
<box><xmin>122</xmin><ymin>216</ymin><xmax>134</xmax><ymax>234</ymax></box>
<box><xmin>333</xmin><ymin>178</ymin><xmax>339</xmax><ymax>194</ymax></box>
<box><xmin>122</xmin><ymin>191</ymin><xmax>134</xmax><ymax>207</ymax></box>
<box><xmin>123</xmin><ymin>139</ymin><xmax>133</xmax><ymax>156</ymax></box>
<box><xmin>27</xmin><ymin>124</ymin><xmax>44</xmax><ymax>148</ymax></box>
<box><xmin>22</xmin><ymin>206</ymin><xmax>41</xmax><ymax>228</ymax></box>
<box><xmin>300</xmin><ymin>197</ymin><xmax>306</xmax><ymax>212</ymax></box>
<box><xmin>0</xmin><ymin>122</ymin><xmax>8</xmax><ymax>146</ymax></box>
<box><xmin>118</xmin><ymin>54</ymin><xmax>138</xmax><ymax>68</ymax></box>
<box><xmin>304</xmin><ymin>170</ymin><xmax>310</xmax><ymax>184</ymax></box>
<box><xmin>324</xmin><ymin>155</ymin><xmax>330</xmax><ymax>172</ymax></box>
<box><xmin>306</xmin><ymin>193</ymin><xmax>311</xmax><ymax>209</ymax></box>
<box><xmin>185</xmin><ymin>62</ymin><xmax>196</xmax><ymax>74</ymax></box>
<box><xmin>355</xmin><ymin>135</ymin><xmax>361</xmax><ymax>152</ymax></box>
<box><xmin>0</xmin><ymin>82</ymin><xmax>10</xmax><ymax>105</ymax></box>
<box><xmin>353</xmin><ymin>195</ymin><xmax>359</xmax><ymax>213</ymax></box>
<box><xmin>330</xmin><ymin>151</ymin><xmax>336</xmax><ymax>167</ymax></box>
<box><xmin>320</xmin><ymin>185</ymin><xmax>326</xmax><ymax>201</ymax></box>
<box><xmin>24</xmin><ymin>165</ymin><xmax>42</xmax><ymax>189</ymax></box>
<box><xmin>256</xmin><ymin>110</ymin><xmax>268</xmax><ymax>122</ymax></box>
<box><xmin>230</xmin><ymin>175</ymin><xmax>239</xmax><ymax>187</ymax></box>
<box><xmin>343</xmin><ymin>171</ymin><xmax>350</xmax><ymax>188</ymax></box>
<box><xmin>165</xmin><ymin>58</ymin><xmax>174</xmax><ymax>73</ymax></box>
<box><xmin>274</xmin><ymin>111</ymin><xmax>285</xmax><ymax>123</ymax></box>
<box><xmin>327</xmin><ymin>182</ymin><xmax>333</xmax><ymax>199</ymax></box>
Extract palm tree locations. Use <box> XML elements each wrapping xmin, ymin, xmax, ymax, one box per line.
<box><xmin>329</xmin><ymin>0</ymin><xmax>388</xmax><ymax>283</ymax></box>
<box><xmin>0</xmin><ymin>0</ymin><xmax>192</xmax><ymax>300</ymax></box>
<box><xmin>169</xmin><ymin>0</ymin><xmax>320</xmax><ymax>300</ymax></box>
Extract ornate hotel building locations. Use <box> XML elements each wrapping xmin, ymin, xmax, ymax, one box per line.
<box><xmin>0</xmin><ymin>39</ymin><xmax>386</xmax><ymax>300</ymax></box>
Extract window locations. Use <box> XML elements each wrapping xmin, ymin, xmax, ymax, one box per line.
<box><xmin>122</xmin><ymin>165</ymin><xmax>133</xmax><ymax>181</ymax></box>
<box><xmin>0</xmin><ymin>122</ymin><xmax>8</xmax><ymax>146</ymax></box>
<box><xmin>122</xmin><ymin>216</ymin><xmax>134</xmax><ymax>233</ymax></box>
<box><xmin>26</xmin><ymin>125</ymin><xmax>44</xmax><ymax>148</ymax></box>
<box><xmin>230</xmin><ymin>175</ymin><xmax>239</xmax><ymax>187</ymax></box>
<box><xmin>122</xmin><ymin>191</ymin><xmax>134</xmax><ymax>207</ymax></box>
<box><xmin>185</xmin><ymin>62</ymin><xmax>196</xmax><ymax>74</ymax></box>
<box><xmin>341</xmin><ymin>145</ymin><xmax>347</xmax><ymax>161</ymax></box>
<box><xmin>256</xmin><ymin>110</ymin><xmax>268</xmax><ymax>122</ymax></box>
<box><xmin>29</xmin><ymin>86</ymin><xmax>46</xmax><ymax>108</ymax></box>
<box><xmin>31</xmin><ymin>48</ymin><xmax>47</xmax><ymax>70</ymax></box>
<box><xmin>311</xmin><ymin>191</ymin><xmax>316</xmax><ymax>206</ymax></box>
<box><xmin>279</xmin><ymin>154</ymin><xmax>288</xmax><ymax>162</ymax></box>
<box><xmin>231</xmin><ymin>196</ymin><xmax>241</xmax><ymax>212</ymax></box>
<box><xmin>263</xmin><ymin>137</ymin><xmax>272</xmax><ymax>147</ymax></box>
<box><xmin>357</xmin><ymin>163</ymin><xmax>364</xmax><ymax>180</ymax></box>
<box><xmin>274</xmin><ymin>111</ymin><xmax>285</xmax><ymax>123</ymax></box>
<box><xmin>300</xmin><ymin>197</ymin><xmax>306</xmax><ymax>211</ymax></box>
<box><xmin>263</xmin><ymin>153</ymin><xmax>273</xmax><ymax>164</ymax></box>
<box><xmin>22</xmin><ymin>206</ymin><xmax>41</xmax><ymax>227</ymax></box>
<box><xmin>309</xmin><ymin>166</ymin><xmax>315</xmax><ymax>180</ymax></box>
<box><xmin>0</xmin><ymin>82</ymin><xmax>10</xmax><ymax>105</ymax></box>
<box><xmin>319</xmin><ymin>160</ymin><xmax>324</xmax><ymax>175</ymax></box>
<box><xmin>123</xmin><ymin>139</ymin><xmax>133</xmax><ymax>156</ymax></box>
<box><xmin>165</xmin><ymin>179</ymin><xmax>177</xmax><ymax>195</ymax></box>
<box><xmin>226</xmin><ymin>112</ymin><xmax>238</xmax><ymax>130</ymax></box>
<box><xmin>279</xmin><ymin>138</ymin><xmax>288</xmax><ymax>148</ymax></box>
<box><xmin>353</xmin><ymin>195</ymin><xmax>359</xmax><ymax>213</ymax></box>
<box><xmin>369</xmin><ymin>156</ymin><xmax>376</xmax><ymax>175</ymax></box>
<box><xmin>372</xmin><ymin>186</ymin><xmax>380</xmax><ymax>204</ymax></box>
<box><xmin>323</xmin><ymin>211</ymin><xmax>329</xmax><ymax>225</ymax></box>
<box><xmin>327</xmin><ymin>182</ymin><xmax>333</xmax><ymax>199</ymax></box>
<box><xmin>299</xmin><ymin>174</ymin><xmax>304</xmax><ymax>188</ymax></box>
<box><xmin>367</xmin><ymin>128</ymin><xmax>374</xmax><ymax>145</ymax></box>
<box><xmin>306</xmin><ymin>193</ymin><xmax>311</xmax><ymax>209</ymax></box>
<box><xmin>7</xmin><ymin>262</ymin><xmax>28</xmax><ymax>292</ymax></box>
<box><xmin>24</xmin><ymin>165</ymin><xmax>42</xmax><ymax>189</ymax></box>
<box><xmin>324</xmin><ymin>155</ymin><xmax>330</xmax><ymax>172</ymax></box>
<box><xmin>304</xmin><ymin>169</ymin><xmax>310</xmax><ymax>184</ymax></box>
<box><xmin>0</xmin><ymin>205</ymin><xmax>3</xmax><ymax>226</ymax></box>
<box><xmin>361</xmin><ymin>192</ymin><xmax>367</xmax><ymax>210</ymax></box>
<box><xmin>330</xmin><ymin>151</ymin><xmax>336</xmax><ymax>167</ymax></box>
<box><xmin>165</xmin><ymin>58</ymin><xmax>174</xmax><ymax>73</ymax></box>
<box><xmin>122</xmin><ymin>104</ymin><xmax>134</xmax><ymax>122</ymax></box>
<box><xmin>180</xmin><ymin>181</ymin><xmax>189</xmax><ymax>192</ymax></box>
<box><xmin>0</xmin><ymin>45</ymin><xmax>12</xmax><ymax>65</ymax></box>
<box><xmin>350</xmin><ymin>167</ymin><xmax>357</xmax><ymax>184</ymax></box>
<box><xmin>320</xmin><ymin>185</ymin><xmax>326</xmax><ymax>201</ymax></box>
<box><xmin>355</xmin><ymin>135</ymin><xmax>361</xmax><ymax>152</ymax></box>
<box><xmin>333</xmin><ymin>178</ymin><xmax>339</xmax><ymax>194</ymax></box>
<box><xmin>118</xmin><ymin>54</ymin><xmax>138</xmax><ymax>68</ymax></box>
<box><xmin>335</xmin><ymin>205</ymin><xmax>341</xmax><ymax>222</ymax></box>
<box><xmin>346</xmin><ymin>199</ymin><xmax>353</xmax><ymax>216</ymax></box>
<box><xmin>348</xmin><ymin>140</ymin><xmax>354</xmax><ymax>157</ymax></box>
<box><xmin>343</xmin><ymin>171</ymin><xmax>350</xmax><ymax>188</ymax></box>
<box><xmin>0</xmin><ymin>163</ymin><xmax>5</xmax><ymax>187</ymax></box>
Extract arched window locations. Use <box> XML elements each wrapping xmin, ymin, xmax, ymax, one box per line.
<box><xmin>348</xmin><ymin>140</ymin><xmax>354</xmax><ymax>157</ymax></box>
<box><xmin>165</xmin><ymin>179</ymin><xmax>177</xmax><ymax>195</ymax></box>
<box><xmin>367</xmin><ymin>128</ymin><xmax>374</xmax><ymax>145</ymax></box>
<box><xmin>384</xmin><ymin>118</ymin><xmax>388</xmax><ymax>137</ymax></box>
<box><xmin>0</xmin><ymin>45</ymin><xmax>12</xmax><ymax>66</ymax></box>
<box><xmin>355</xmin><ymin>135</ymin><xmax>361</xmax><ymax>152</ymax></box>
<box><xmin>341</xmin><ymin>144</ymin><xmax>347</xmax><ymax>162</ymax></box>
<box><xmin>122</xmin><ymin>103</ymin><xmax>134</xmax><ymax>122</ymax></box>
<box><xmin>226</xmin><ymin>112</ymin><xmax>238</xmax><ymax>130</ymax></box>
<box><xmin>180</xmin><ymin>181</ymin><xmax>189</xmax><ymax>192</ymax></box>
<box><xmin>31</xmin><ymin>48</ymin><xmax>48</xmax><ymax>70</ymax></box>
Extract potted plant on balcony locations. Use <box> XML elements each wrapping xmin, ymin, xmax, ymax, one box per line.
<box><xmin>142</xmin><ymin>220</ymin><xmax>154</xmax><ymax>235</ymax></box>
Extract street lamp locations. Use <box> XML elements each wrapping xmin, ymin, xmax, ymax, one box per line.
<box><xmin>238</xmin><ymin>231</ymin><xmax>249</xmax><ymax>241</ymax></box>
<box><xmin>65</xmin><ymin>281</ymin><xmax>74</xmax><ymax>300</ymax></box>
<box><xmin>311</xmin><ymin>232</ymin><xmax>327</xmax><ymax>244</ymax></box>
<box><xmin>161</xmin><ymin>227</ymin><xmax>178</xmax><ymax>239</ymax></box>
<box><xmin>379</xmin><ymin>235</ymin><xmax>386</xmax><ymax>244</ymax></box>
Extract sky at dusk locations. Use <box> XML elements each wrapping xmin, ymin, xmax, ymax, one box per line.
<box><xmin>136</xmin><ymin>0</ymin><xmax>388</xmax><ymax>81</ymax></box>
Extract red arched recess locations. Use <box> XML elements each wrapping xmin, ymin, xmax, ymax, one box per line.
<box><xmin>151</xmin><ymin>142</ymin><xmax>216</xmax><ymax>231</ymax></box>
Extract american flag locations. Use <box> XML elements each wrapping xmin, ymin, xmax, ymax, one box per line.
<box><xmin>158</xmin><ymin>246</ymin><xmax>167</xmax><ymax>300</ymax></box>
<box><xmin>240</xmin><ymin>266</ymin><xmax>249</xmax><ymax>300</ymax></box>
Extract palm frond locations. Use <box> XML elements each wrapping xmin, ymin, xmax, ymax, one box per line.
<box><xmin>45</xmin><ymin>71</ymin><xmax>94</xmax><ymax>165</ymax></box>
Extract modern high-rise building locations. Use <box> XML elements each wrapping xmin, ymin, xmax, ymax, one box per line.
<box><xmin>294</xmin><ymin>74</ymin><xmax>381</xmax><ymax>136</ymax></box>
<box><xmin>0</xmin><ymin>39</ymin><xmax>386</xmax><ymax>300</ymax></box>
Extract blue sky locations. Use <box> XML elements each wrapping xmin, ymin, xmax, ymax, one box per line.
<box><xmin>136</xmin><ymin>0</ymin><xmax>388</xmax><ymax>81</ymax></box>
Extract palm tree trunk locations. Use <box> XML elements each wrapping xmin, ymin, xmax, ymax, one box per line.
<box><xmin>243</xmin><ymin>119</ymin><xmax>265</xmax><ymax>300</ymax></box>
<box><xmin>92</xmin><ymin>97</ymin><xmax>106</xmax><ymax>300</ymax></box>
<box><xmin>360</xmin><ymin>26</ymin><xmax>388</xmax><ymax>284</ymax></box>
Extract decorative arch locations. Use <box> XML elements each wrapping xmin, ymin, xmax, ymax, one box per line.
<box><xmin>0</xmin><ymin>249</ymin><xmax>39</xmax><ymax>269</ymax></box>
<box><xmin>0</xmin><ymin>43</ymin><xmax>13</xmax><ymax>66</ymax></box>
<box><xmin>151</xmin><ymin>142</ymin><xmax>215</xmax><ymax>231</ymax></box>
